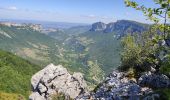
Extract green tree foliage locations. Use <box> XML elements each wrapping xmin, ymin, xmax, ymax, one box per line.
<box><xmin>121</xmin><ymin>28</ymin><xmax>162</xmax><ymax>73</ymax></box>
<box><xmin>122</xmin><ymin>0</ymin><xmax>170</xmax><ymax>74</ymax></box>
<box><xmin>125</xmin><ymin>0</ymin><xmax>170</xmax><ymax>38</ymax></box>
<box><xmin>121</xmin><ymin>35</ymin><xmax>141</xmax><ymax>70</ymax></box>
<box><xmin>123</xmin><ymin>0</ymin><xmax>170</xmax><ymax>98</ymax></box>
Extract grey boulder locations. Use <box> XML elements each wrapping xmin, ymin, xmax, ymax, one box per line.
<box><xmin>29</xmin><ymin>64</ymin><xmax>87</xmax><ymax>100</ymax></box>
<box><xmin>138</xmin><ymin>72</ymin><xmax>170</xmax><ymax>88</ymax></box>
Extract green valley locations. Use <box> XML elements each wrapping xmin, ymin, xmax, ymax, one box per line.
<box><xmin>0</xmin><ymin>20</ymin><xmax>149</xmax><ymax>90</ymax></box>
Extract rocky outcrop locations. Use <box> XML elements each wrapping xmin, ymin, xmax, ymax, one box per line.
<box><xmin>76</xmin><ymin>71</ymin><xmax>154</xmax><ymax>100</ymax></box>
<box><xmin>90</xmin><ymin>22</ymin><xmax>107</xmax><ymax>31</ymax></box>
<box><xmin>104</xmin><ymin>22</ymin><xmax>115</xmax><ymax>33</ymax></box>
<box><xmin>138</xmin><ymin>72</ymin><xmax>170</xmax><ymax>88</ymax></box>
<box><xmin>76</xmin><ymin>71</ymin><xmax>170</xmax><ymax>100</ymax></box>
<box><xmin>91</xmin><ymin>71</ymin><xmax>145</xmax><ymax>100</ymax></box>
<box><xmin>29</xmin><ymin>64</ymin><xmax>87</xmax><ymax>100</ymax></box>
<box><xmin>29</xmin><ymin>64</ymin><xmax>170</xmax><ymax>100</ymax></box>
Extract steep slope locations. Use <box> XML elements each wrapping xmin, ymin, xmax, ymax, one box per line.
<box><xmin>0</xmin><ymin>24</ymin><xmax>96</xmax><ymax>86</ymax></box>
<box><xmin>0</xmin><ymin>24</ymin><xmax>61</xmax><ymax>66</ymax></box>
<box><xmin>90</xmin><ymin>22</ymin><xmax>107</xmax><ymax>31</ymax></box>
<box><xmin>108</xmin><ymin>20</ymin><xmax>149</xmax><ymax>36</ymax></box>
<box><xmin>0</xmin><ymin>24</ymin><xmax>90</xmax><ymax>76</ymax></box>
<box><xmin>78</xmin><ymin>31</ymin><xmax>121</xmax><ymax>73</ymax></box>
<box><xmin>47</xmin><ymin>29</ymin><xmax>68</xmax><ymax>42</ymax></box>
<box><xmin>0</xmin><ymin>50</ymin><xmax>41</xmax><ymax>99</ymax></box>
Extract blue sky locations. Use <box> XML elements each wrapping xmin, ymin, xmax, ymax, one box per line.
<box><xmin>0</xmin><ymin>0</ymin><xmax>156</xmax><ymax>24</ymax></box>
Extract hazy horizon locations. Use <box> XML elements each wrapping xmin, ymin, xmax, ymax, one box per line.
<box><xmin>0</xmin><ymin>0</ymin><xmax>157</xmax><ymax>24</ymax></box>
<box><xmin>0</xmin><ymin>18</ymin><xmax>152</xmax><ymax>25</ymax></box>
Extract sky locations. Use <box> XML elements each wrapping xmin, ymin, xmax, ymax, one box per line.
<box><xmin>0</xmin><ymin>0</ymin><xmax>157</xmax><ymax>24</ymax></box>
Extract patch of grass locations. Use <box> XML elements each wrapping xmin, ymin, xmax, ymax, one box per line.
<box><xmin>0</xmin><ymin>50</ymin><xmax>41</xmax><ymax>98</ymax></box>
<box><xmin>0</xmin><ymin>92</ymin><xmax>25</xmax><ymax>100</ymax></box>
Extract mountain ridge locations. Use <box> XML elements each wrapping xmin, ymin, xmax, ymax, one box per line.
<box><xmin>89</xmin><ymin>20</ymin><xmax>149</xmax><ymax>37</ymax></box>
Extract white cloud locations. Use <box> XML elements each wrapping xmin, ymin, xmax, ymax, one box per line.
<box><xmin>81</xmin><ymin>14</ymin><xmax>97</xmax><ymax>18</ymax></box>
<box><xmin>87</xmin><ymin>14</ymin><xmax>96</xmax><ymax>18</ymax></box>
<box><xmin>7</xmin><ymin>6</ymin><xmax>17</xmax><ymax>10</ymax></box>
<box><xmin>0</xmin><ymin>6</ymin><xmax>18</xmax><ymax>11</ymax></box>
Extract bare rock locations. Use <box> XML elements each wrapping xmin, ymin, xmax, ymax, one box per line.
<box><xmin>29</xmin><ymin>64</ymin><xmax>87</xmax><ymax>100</ymax></box>
<box><xmin>90</xmin><ymin>22</ymin><xmax>107</xmax><ymax>31</ymax></box>
<box><xmin>29</xmin><ymin>92</ymin><xmax>46</xmax><ymax>100</ymax></box>
<box><xmin>138</xmin><ymin>72</ymin><xmax>170</xmax><ymax>88</ymax></box>
<box><xmin>76</xmin><ymin>71</ymin><xmax>152</xmax><ymax>100</ymax></box>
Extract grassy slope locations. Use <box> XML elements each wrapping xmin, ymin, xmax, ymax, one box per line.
<box><xmin>0</xmin><ymin>25</ymin><xmax>88</xmax><ymax>78</ymax></box>
<box><xmin>79</xmin><ymin>31</ymin><xmax>121</xmax><ymax>73</ymax></box>
<box><xmin>0</xmin><ymin>25</ymin><xmax>62</xmax><ymax>66</ymax></box>
<box><xmin>0</xmin><ymin>50</ymin><xmax>41</xmax><ymax>99</ymax></box>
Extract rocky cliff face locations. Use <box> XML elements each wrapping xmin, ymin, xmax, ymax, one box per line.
<box><xmin>90</xmin><ymin>20</ymin><xmax>148</xmax><ymax>36</ymax></box>
<box><xmin>104</xmin><ymin>22</ymin><xmax>115</xmax><ymax>33</ymax></box>
<box><xmin>29</xmin><ymin>64</ymin><xmax>87</xmax><ymax>100</ymax></box>
<box><xmin>29</xmin><ymin>64</ymin><xmax>170</xmax><ymax>100</ymax></box>
<box><xmin>90</xmin><ymin>22</ymin><xmax>107</xmax><ymax>31</ymax></box>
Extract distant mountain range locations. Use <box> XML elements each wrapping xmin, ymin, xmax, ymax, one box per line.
<box><xmin>90</xmin><ymin>20</ymin><xmax>149</xmax><ymax>37</ymax></box>
<box><xmin>0</xmin><ymin>19</ymin><xmax>89</xmax><ymax>29</ymax></box>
